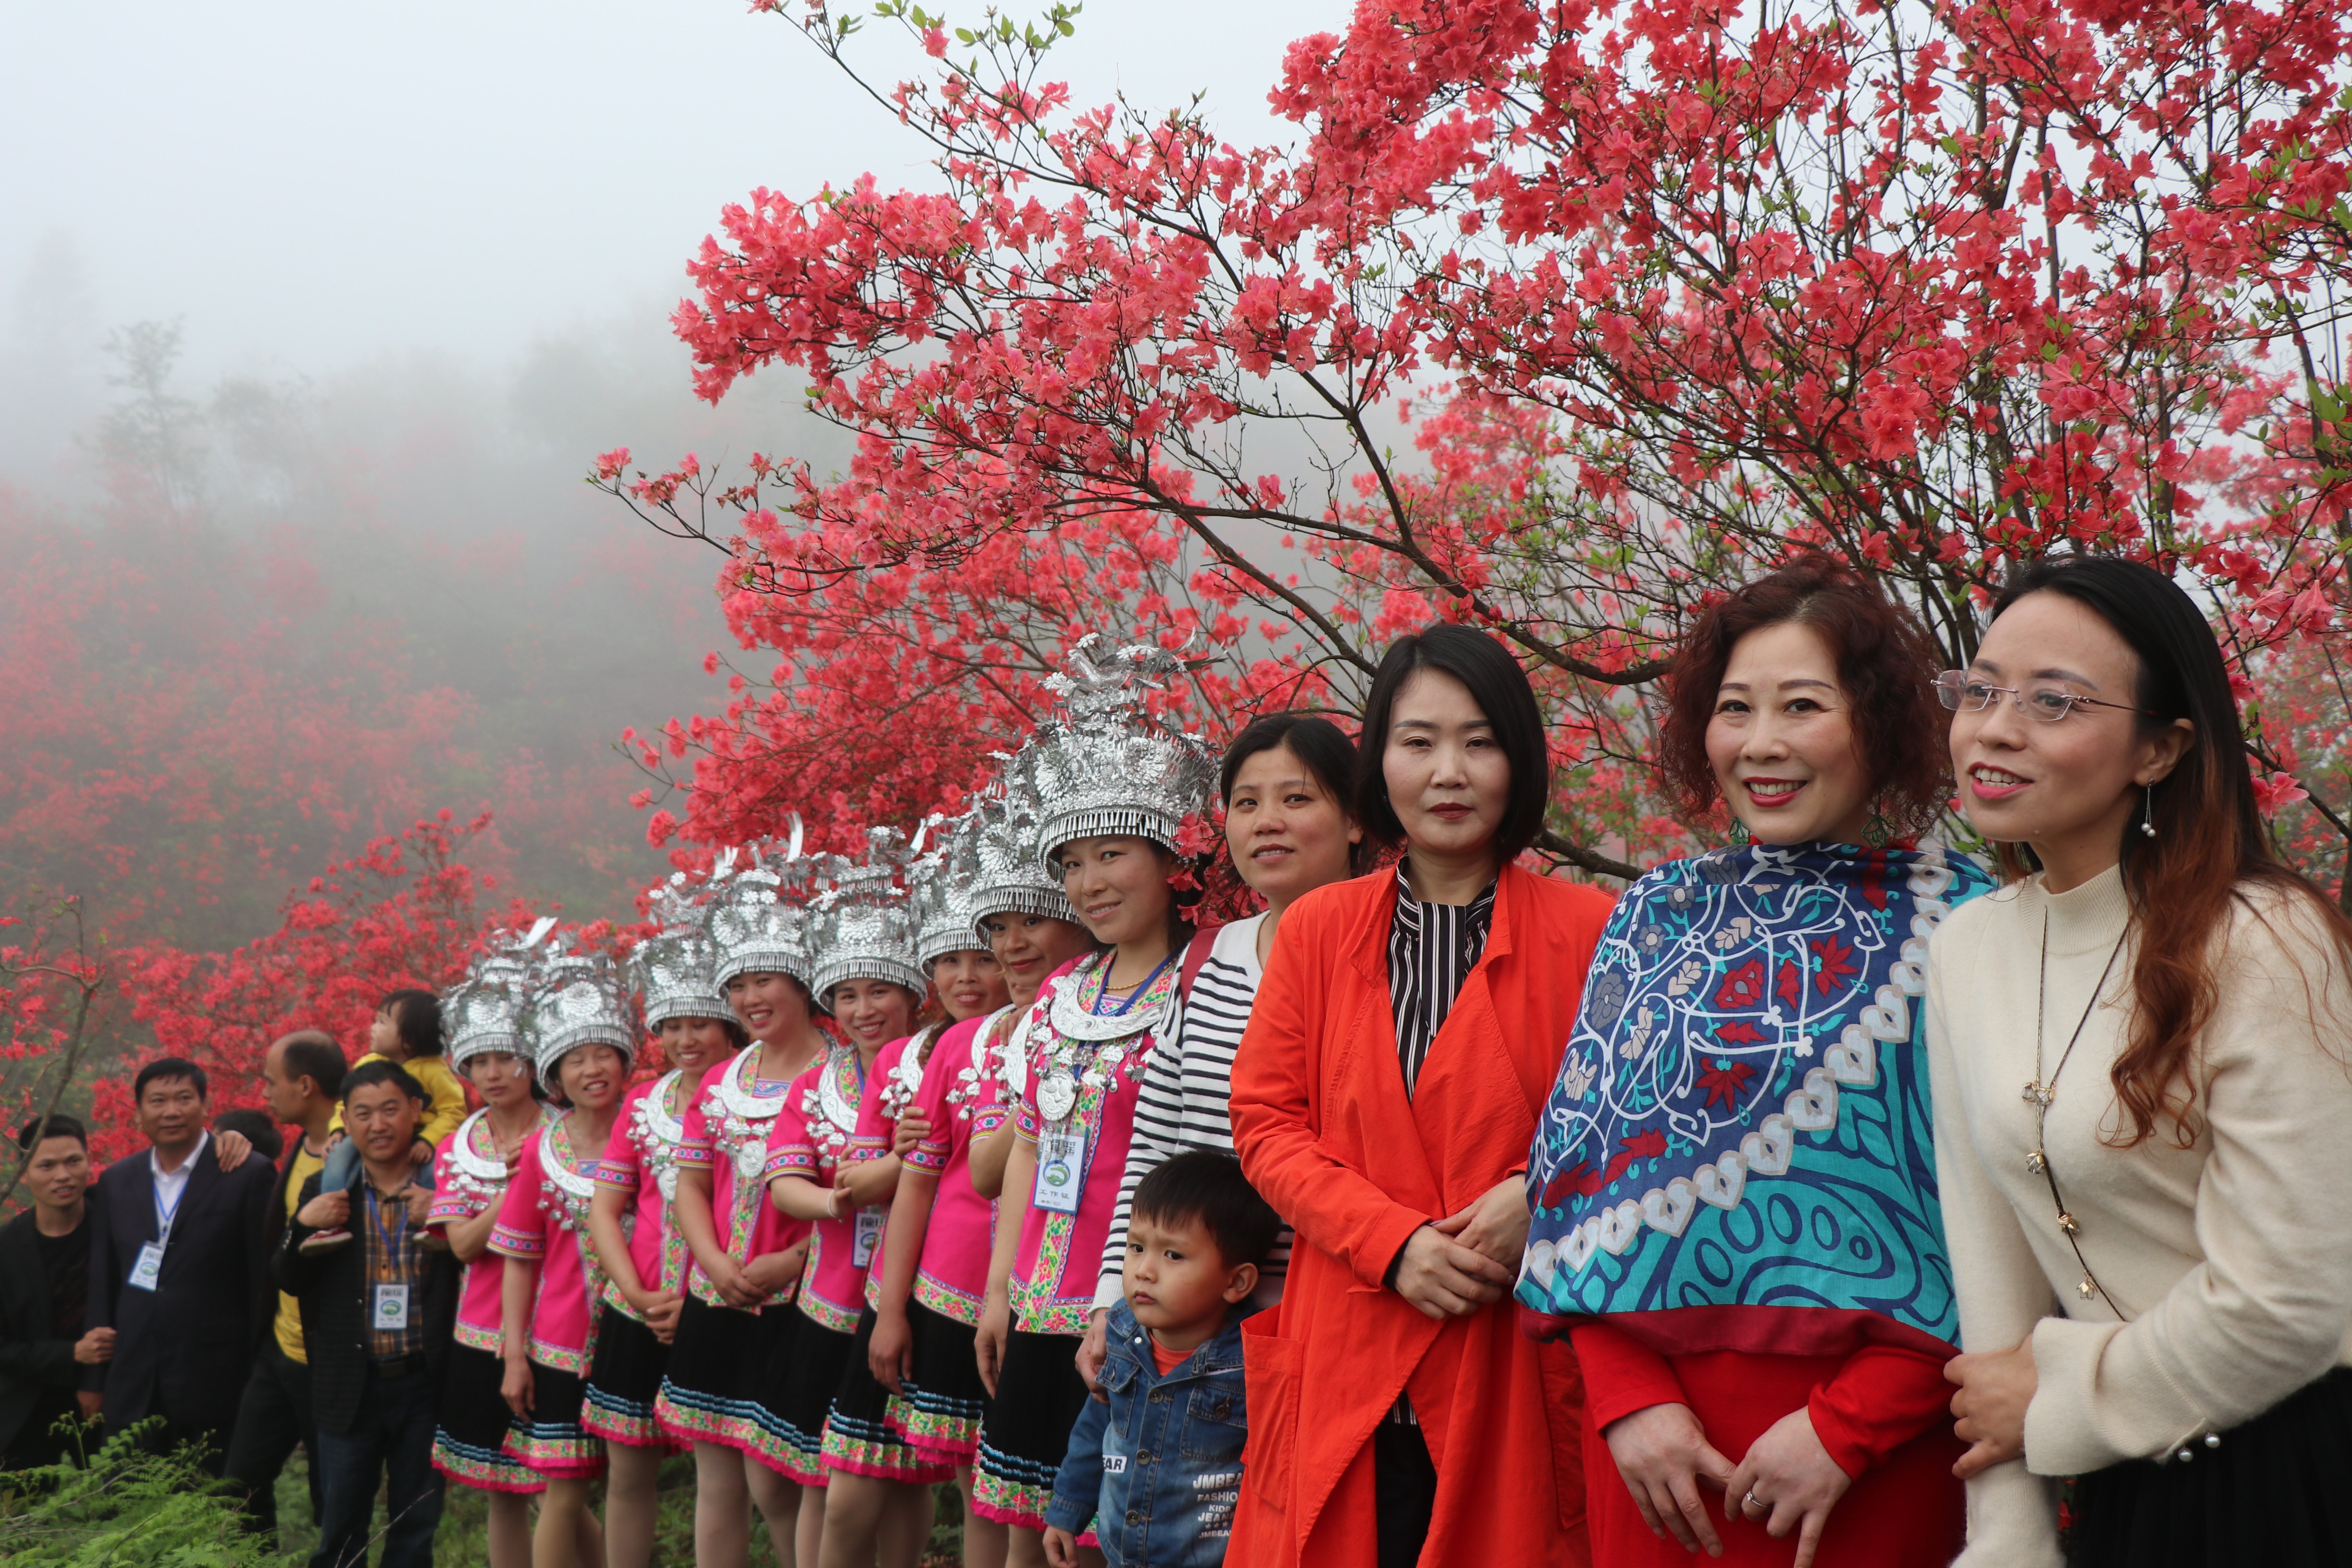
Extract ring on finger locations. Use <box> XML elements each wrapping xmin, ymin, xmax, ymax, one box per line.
<box><xmin>1742</xmin><ymin>1489</ymin><xmax>1768</xmax><ymax>1513</ymax></box>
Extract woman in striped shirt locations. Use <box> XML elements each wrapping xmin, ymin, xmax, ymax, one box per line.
<box><xmin>1077</xmin><ymin>713</ymin><xmax>1365</xmax><ymax>1384</ymax></box>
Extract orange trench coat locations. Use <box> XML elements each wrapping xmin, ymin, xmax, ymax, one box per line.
<box><xmin>1229</xmin><ymin>862</ymin><xmax>1614</xmax><ymax>1568</ymax></box>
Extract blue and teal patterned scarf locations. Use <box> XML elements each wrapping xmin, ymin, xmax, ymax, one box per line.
<box><xmin>1518</xmin><ymin>841</ymin><xmax>1992</xmax><ymax>1350</ymax></box>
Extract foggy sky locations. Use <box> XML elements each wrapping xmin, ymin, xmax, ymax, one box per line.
<box><xmin>0</xmin><ymin>0</ymin><xmax>1329</xmax><ymax>945</ymax></box>
<box><xmin>2</xmin><ymin>0</ymin><xmax>1310</xmax><ymax>383</ymax></box>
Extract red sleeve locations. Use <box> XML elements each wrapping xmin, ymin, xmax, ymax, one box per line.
<box><xmin>488</xmin><ymin>1135</ymin><xmax>549</xmax><ymax>1259</ymax></box>
<box><xmin>1569</xmin><ymin>1320</ymin><xmax>1691</xmax><ymax>1431</ymax></box>
<box><xmin>762</xmin><ymin>1065</ymin><xmax>820</xmax><ymax>1180</ymax></box>
<box><xmin>1807</xmin><ymin>1343</ymin><xmax>1955</xmax><ymax>1479</ymax></box>
<box><xmin>1229</xmin><ymin>898</ymin><xmax>1429</xmax><ymax>1290</ymax></box>
<box><xmin>597</xmin><ymin>1087</ymin><xmax>646</xmax><ymax>1190</ymax></box>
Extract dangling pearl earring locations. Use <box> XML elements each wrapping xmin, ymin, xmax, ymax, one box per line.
<box><xmin>2140</xmin><ymin>784</ymin><xmax>2158</xmax><ymax>838</ymax></box>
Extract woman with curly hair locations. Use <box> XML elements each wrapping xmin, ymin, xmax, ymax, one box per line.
<box><xmin>1519</xmin><ymin>557</ymin><xmax>1995</xmax><ymax>1568</ymax></box>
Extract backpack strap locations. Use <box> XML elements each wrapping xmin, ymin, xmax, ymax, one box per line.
<box><xmin>1177</xmin><ymin>923</ymin><xmax>1226</xmax><ymax>1001</ymax></box>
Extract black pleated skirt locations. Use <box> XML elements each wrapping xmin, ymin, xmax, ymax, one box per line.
<box><xmin>752</xmin><ymin>1314</ymin><xmax>855</xmax><ymax>1485</ymax></box>
<box><xmin>821</xmin><ymin>1306</ymin><xmax>954</xmax><ymax>1483</ymax></box>
<box><xmin>971</xmin><ymin>1326</ymin><xmax>1092</xmax><ymax>1532</ymax></box>
<box><xmin>2068</xmin><ymin>1368</ymin><xmax>2352</xmax><ymax>1567</ymax></box>
<box><xmin>583</xmin><ymin>1304</ymin><xmax>677</xmax><ymax>1450</ymax></box>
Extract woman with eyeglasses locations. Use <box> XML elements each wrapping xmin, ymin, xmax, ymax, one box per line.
<box><xmin>1519</xmin><ymin>557</ymin><xmax>1994</xmax><ymax>1568</ymax></box>
<box><xmin>1927</xmin><ymin>555</ymin><xmax>2352</xmax><ymax>1567</ymax></box>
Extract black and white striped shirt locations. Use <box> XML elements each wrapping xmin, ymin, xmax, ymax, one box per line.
<box><xmin>1387</xmin><ymin>864</ymin><xmax>1496</xmax><ymax>1098</ymax></box>
<box><xmin>1096</xmin><ymin>915</ymin><xmax>1293</xmax><ymax>1306</ymax></box>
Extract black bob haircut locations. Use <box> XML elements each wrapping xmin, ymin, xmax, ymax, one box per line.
<box><xmin>133</xmin><ymin>1056</ymin><xmax>209</xmax><ymax>1102</ymax></box>
<box><xmin>341</xmin><ymin>1060</ymin><xmax>428</xmax><ymax>1106</ymax></box>
<box><xmin>378</xmin><ymin>988</ymin><xmax>445</xmax><ymax>1058</ymax></box>
<box><xmin>1352</xmin><ymin>623</ymin><xmax>1552</xmax><ymax>862</ymax></box>
<box><xmin>16</xmin><ymin>1113</ymin><xmax>87</xmax><ymax>1151</ymax></box>
<box><xmin>212</xmin><ymin>1108</ymin><xmax>284</xmax><ymax>1164</ymax></box>
<box><xmin>277</xmin><ymin>1032</ymin><xmax>350</xmax><ymax>1102</ymax></box>
<box><xmin>1131</xmin><ymin>1149</ymin><xmax>1280</xmax><ymax>1270</ymax></box>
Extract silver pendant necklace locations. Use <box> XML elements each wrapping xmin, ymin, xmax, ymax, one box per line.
<box><xmin>2022</xmin><ymin>906</ymin><xmax>2130</xmax><ymax>1310</ymax></box>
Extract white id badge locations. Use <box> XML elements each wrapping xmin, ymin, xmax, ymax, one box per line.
<box><xmin>853</xmin><ymin>1206</ymin><xmax>884</xmax><ymax>1268</ymax></box>
<box><xmin>1032</xmin><ymin>1122</ymin><xmax>1085</xmax><ymax>1215</ymax></box>
<box><xmin>127</xmin><ymin>1242</ymin><xmax>165</xmax><ymax>1292</ymax></box>
<box><xmin>372</xmin><ymin>1283</ymin><xmax>412</xmax><ymax>1332</ymax></box>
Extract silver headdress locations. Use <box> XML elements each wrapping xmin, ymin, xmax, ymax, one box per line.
<box><xmin>965</xmin><ymin>749</ymin><xmax>1077</xmax><ymax>933</ymax></box>
<box><xmin>706</xmin><ymin>822</ymin><xmax>822</xmax><ymax>990</ymax></box>
<box><xmin>808</xmin><ymin>827</ymin><xmax>927</xmax><ymax>1004</ymax></box>
<box><xmin>531</xmin><ymin>946</ymin><xmax>638</xmax><ymax>1080</ymax></box>
<box><xmin>1027</xmin><ymin>635</ymin><xmax>1218</xmax><ymax>867</ymax></box>
<box><xmin>911</xmin><ymin>813</ymin><xmax>987</xmax><ymax>965</ymax></box>
<box><xmin>632</xmin><ymin>869</ymin><xmax>734</xmax><ymax>1029</ymax></box>
<box><xmin>444</xmin><ymin>916</ymin><xmax>558</xmax><ymax>1073</ymax></box>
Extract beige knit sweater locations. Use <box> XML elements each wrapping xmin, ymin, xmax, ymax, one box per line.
<box><xmin>1925</xmin><ymin>866</ymin><xmax>2352</xmax><ymax>1567</ymax></box>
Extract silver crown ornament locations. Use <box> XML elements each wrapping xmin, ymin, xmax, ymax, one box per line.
<box><xmin>965</xmin><ymin>749</ymin><xmax>1077</xmax><ymax>933</ymax></box>
<box><xmin>705</xmin><ymin>822</ymin><xmax>823</xmax><ymax>990</ymax></box>
<box><xmin>1027</xmin><ymin>635</ymin><xmax>1218</xmax><ymax>868</ymax></box>
<box><xmin>633</xmin><ymin>869</ymin><xmax>734</xmax><ymax>1028</ymax></box>
<box><xmin>530</xmin><ymin>947</ymin><xmax>639</xmax><ymax>1080</ymax></box>
<box><xmin>911</xmin><ymin>813</ymin><xmax>987</xmax><ymax>965</ymax></box>
<box><xmin>808</xmin><ymin>826</ymin><xmax>928</xmax><ymax>1004</ymax></box>
<box><xmin>444</xmin><ymin>916</ymin><xmax>558</xmax><ymax>1072</ymax></box>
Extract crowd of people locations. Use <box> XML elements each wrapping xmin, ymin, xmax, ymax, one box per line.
<box><xmin>4</xmin><ymin>552</ymin><xmax>2350</xmax><ymax>1568</ymax></box>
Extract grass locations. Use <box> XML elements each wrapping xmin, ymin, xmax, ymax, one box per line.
<box><xmin>263</xmin><ymin>1455</ymin><xmax>968</xmax><ymax>1564</ymax></box>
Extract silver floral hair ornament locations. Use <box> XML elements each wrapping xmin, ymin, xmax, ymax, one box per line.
<box><xmin>964</xmin><ymin>748</ymin><xmax>1078</xmax><ymax>933</ymax></box>
<box><xmin>1027</xmin><ymin>635</ymin><xmax>1219</xmax><ymax>869</ymax></box>
<box><xmin>444</xmin><ymin>916</ymin><xmax>558</xmax><ymax>1074</ymax></box>
<box><xmin>705</xmin><ymin>821</ymin><xmax>822</xmax><ymax>991</ymax></box>
<box><xmin>633</xmin><ymin>869</ymin><xmax>735</xmax><ymax>1029</ymax></box>
<box><xmin>808</xmin><ymin>826</ymin><xmax>928</xmax><ymax>1004</ymax></box>
<box><xmin>531</xmin><ymin>947</ymin><xmax>639</xmax><ymax>1082</ymax></box>
<box><xmin>911</xmin><ymin>813</ymin><xmax>988</xmax><ymax>965</ymax></box>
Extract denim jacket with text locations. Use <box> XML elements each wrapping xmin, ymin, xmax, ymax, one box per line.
<box><xmin>1044</xmin><ymin>1298</ymin><xmax>1248</xmax><ymax>1568</ymax></box>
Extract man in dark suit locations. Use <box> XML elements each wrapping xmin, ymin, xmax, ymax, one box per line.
<box><xmin>279</xmin><ymin>1060</ymin><xmax>455</xmax><ymax>1568</ymax></box>
<box><xmin>82</xmin><ymin>1056</ymin><xmax>279</xmax><ymax>1471</ymax></box>
<box><xmin>1</xmin><ymin>1114</ymin><xmax>115</xmax><ymax>1468</ymax></box>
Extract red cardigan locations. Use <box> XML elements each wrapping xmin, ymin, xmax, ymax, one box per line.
<box><xmin>1228</xmin><ymin>862</ymin><xmax>1614</xmax><ymax>1568</ymax></box>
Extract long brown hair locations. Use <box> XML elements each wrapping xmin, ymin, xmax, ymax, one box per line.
<box><xmin>1659</xmin><ymin>554</ymin><xmax>1951</xmax><ymax>837</ymax></box>
<box><xmin>1989</xmin><ymin>557</ymin><xmax>2352</xmax><ymax>1147</ymax></box>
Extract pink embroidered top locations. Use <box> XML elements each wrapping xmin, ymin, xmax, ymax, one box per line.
<box><xmin>761</xmin><ymin>1042</ymin><xmax>877</xmax><ymax>1334</ymax></box>
<box><xmin>594</xmin><ymin>1072</ymin><xmax>694</xmax><ymax>1321</ymax></box>
<box><xmin>849</xmin><ymin>1032</ymin><xmax>936</xmax><ymax>1310</ymax></box>
<box><xmin>488</xmin><ymin>1116</ymin><xmax>608</xmax><ymax>1375</ymax></box>
<box><xmin>676</xmin><ymin>1046</ymin><xmax>807</xmax><ymax>1311</ymax></box>
<box><xmin>903</xmin><ymin>1012</ymin><xmax>1011</xmax><ymax>1326</ymax></box>
<box><xmin>428</xmin><ymin>1105</ymin><xmax>558</xmax><ymax>1354</ymax></box>
<box><xmin>1009</xmin><ymin>953</ymin><xmax>1175</xmax><ymax>1337</ymax></box>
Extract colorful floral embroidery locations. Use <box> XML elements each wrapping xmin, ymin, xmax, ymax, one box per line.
<box><xmin>1521</xmin><ymin>842</ymin><xmax>1992</xmax><ymax>1341</ymax></box>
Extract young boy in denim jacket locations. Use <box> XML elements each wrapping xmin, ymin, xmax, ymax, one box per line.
<box><xmin>1042</xmin><ymin>1150</ymin><xmax>1278</xmax><ymax>1568</ymax></box>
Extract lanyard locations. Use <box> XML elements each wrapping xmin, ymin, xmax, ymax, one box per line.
<box><xmin>151</xmin><ymin>1160</ymin><xmax>193</xmax><ymax>1249</ymax></box>
<box><xmin>1090</xmin><ymin>953</ymin><xmax>1176</xmax><ymax>1017</ymax></box>
<box><xmin>364</xmin><ymin>1186</ymin><xmax>410</xmax><ymax>1280</ymax></box>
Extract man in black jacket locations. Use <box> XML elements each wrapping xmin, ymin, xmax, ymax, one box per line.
<box><xmin>0</xmin><ymin>1115</ymin><xmax>114</xmax><ymax>1468</ymax></box>
<box><xmin>82</xmin><ymin>1058</ymin><xmax>278</xmax><ymax>1470</ymax></box>
<box><xmin>225</xmin><ymin>1031</ymin><xmax>346</xmax><ymax>1542</ymax></box>
<box><xmin>279</xmin><ymin>1060</ymin><xmax>455</xmax><ymax>1568</ymax></box>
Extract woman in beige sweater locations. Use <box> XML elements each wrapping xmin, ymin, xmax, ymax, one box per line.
<box><xmin>1926</xmin><ymin>554</ymin><xmax>2352</xmax><ymax>1567</ymax></box>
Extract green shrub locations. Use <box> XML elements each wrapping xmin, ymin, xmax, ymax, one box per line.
<box><xmin>0</xmin><ymin>1420</ymin><xmax>270</xmax><ymax>1567</ymax></box>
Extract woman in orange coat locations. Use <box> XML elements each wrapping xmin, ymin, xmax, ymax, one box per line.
<box><xmin>1229</xmin><ymin>624</ymin><xmax>1614</xmax><ymax>1568</ymax></box>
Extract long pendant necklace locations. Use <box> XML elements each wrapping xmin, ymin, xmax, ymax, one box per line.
<box><xmin>2022</xmin><ymin>907</ymin><xmax>2130</xmax><ymax>1310</ymax></box>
